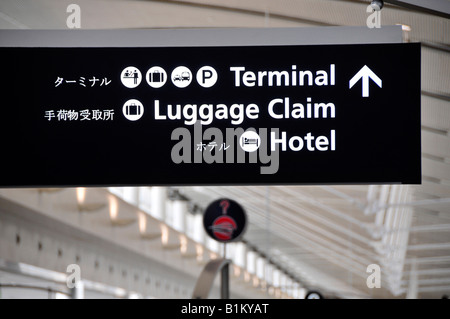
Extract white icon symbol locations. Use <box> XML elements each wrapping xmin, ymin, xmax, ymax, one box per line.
<box><xmin>121</xmin><ymin>66</ymin><xmax>142</xmax><ymax>88</ymax></box>
<box><xmin>349</xmin><ymin>65</ymin><xmax>382</xmax><ymax>97</ymax></box>
<box><xmin>240</xmin><ymin>131</ymin><xmax>261</xmax><ymax>153</ymax></box>
<box><xmin>171</xmin><ymin>66</ymin><xmax>192</xmax><ymax>88</ymax></box>
<box><xmin>146</xmin><ymin>66</ymin><xmax>167</xmax><ymax>88</ymax></box>
<box><xmin>196</xmin><ymin>66</ymin><xmax>218</xmax><ymax>88</ymax></box>
<box><xmin>122</xmin><ymin>99</ymin><xmax>144</xmax><ymax>121</ymax></box>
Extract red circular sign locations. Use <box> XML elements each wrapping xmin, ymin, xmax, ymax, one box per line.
<box><xmin>211</xmin><ymin>215</ymin><xmax>237</xmax><ymax>241</ymax></box>
<box><xmin>203</xmin><ymin>198</ymin><xmax>247</xmax><ymax>243</ymax></box>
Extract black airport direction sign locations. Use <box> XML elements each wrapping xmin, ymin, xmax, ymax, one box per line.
<box><xmin>0</xmin><ymin>43</ymin><xmax>421</xmax><ymax>187</ymax></box>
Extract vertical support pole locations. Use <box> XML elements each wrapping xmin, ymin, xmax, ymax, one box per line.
<box><xmin>221</xmin><ymin>243</ymin><xmax>229</xmax><ymax>299</ymax></box>
<box><xmin>221</xmin><ymin>263</ymin><xmax>229</xmax><ymax>299</ymax></box>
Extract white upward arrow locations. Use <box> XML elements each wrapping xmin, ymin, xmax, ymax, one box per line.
<box><xmin>349</xmin><ymin>65</ymin><xmax>382</xmax><ymax>97</ymax></box>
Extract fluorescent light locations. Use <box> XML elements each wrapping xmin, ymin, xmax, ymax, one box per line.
<box><xmin>196</xmin><ymin>244</ymin><xmax>204</xmax><ymax>262</ymax></box>
<box><xmin>138</xmin><ymin>212</ymin><xmax>147</xmax><ymax>234</ymax></box>
<box><xmin>160</xmin><ymin>224</ymin><xmax>169</xmax><ymax>245</ymax></box>
<box><xmin>76</xmin><ymin>187</ymin><xmax>86</xmax><ymax>204</ymax></box>
<box><xmin>109</xmin><ymin>196</ymin><xmax>118</xmax><ymax>220</ymax></box>
<box><xmin>396</xmin><ymin>23</ymin><xmax>411</xmax><ymax>31</ymax></box>
<box><xmin>179</xmin><ymin>235</ymin><xmax>188</xmax><ymax>254</ymax></box>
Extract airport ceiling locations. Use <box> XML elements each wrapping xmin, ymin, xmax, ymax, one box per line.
<box><xmin>1</xmin><ymin>0</ymin><xmax>449</xmax><ymax>298</ymax></box>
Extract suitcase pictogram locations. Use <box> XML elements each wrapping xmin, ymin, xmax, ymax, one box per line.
<box><xmin>126</xmin><ymin>103</ymin><xmax>141</xmax><ymax>116</ymax></box>
<box><xmin>149</xmin><ymin>70</ymin><xmax>164</xmax><ymax>83</ymax></box>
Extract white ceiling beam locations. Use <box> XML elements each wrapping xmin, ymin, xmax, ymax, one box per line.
<box><xmin>405</xmin><ymin>256</ymin><xmax>450</xmax><ymax>264</ymax></box>
<box><xmin>412</xmin><ymin>182</ymin><xmax>450</xmax><ymax>197</ymax></box>
<box><xmin>421</xmin><ymin>94</ymin><xmax>450</xmax><ymax>132</ymax></box>
<box><xmin>422</xmin><ymin>130</ymin><xmax>450</xmax><ymax>159</ymax></box>
<box><xmin>408</xmin><ymin>242</ymin><xmax>450</xmax><ymax>251</ymax></box>
<box><xmin>271</xmin><ymin>197</ymin><xmax>372</xmax><ymax>246</ymax></box>
<box><xmin>402</xmin><ymin>278</ymin><xmax>450</xmax><ymax>289</ymax></box>
<box><xmin>422</xmin><ymin>157</ymin><xmax>450</xmax><ymax>181</ymax></box>
<box><xmin>403</xmin><ymin>267</ymin><xmax>450</xmax><ymax>277</ymax></box>
<box><xmin>275</xmin><ymin>186</ymin><xmax>367</xmax><ymax>230</ymax></box>
<box><xmin>319</xmin><ymin>186</ymin><xmax>367</xmax><ymax>210</ymax></box>
<box><xmin>215</xmin><ymin>186</ymin><xmax>373</xmax><ymax>259</ymax></box>
<box><xmin>417</xmin><ymin>285</ymin><xmax>450</xmax><ymax>293</ymax></box>
<box><xmin>375</xmin><ymin>197</ymin><xmax>450</xmax><ymax>211</ymax></box>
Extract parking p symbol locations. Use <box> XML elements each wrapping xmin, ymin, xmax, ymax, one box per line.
<box><xmin>196</xmin><ymin>66</ymin><xmax>218</xmax><ymax>88</ymax></box>
<box><xmin>202</xmin><ymin>70</ymin><xmax>213</xmax><ymax>83</ymax></box>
